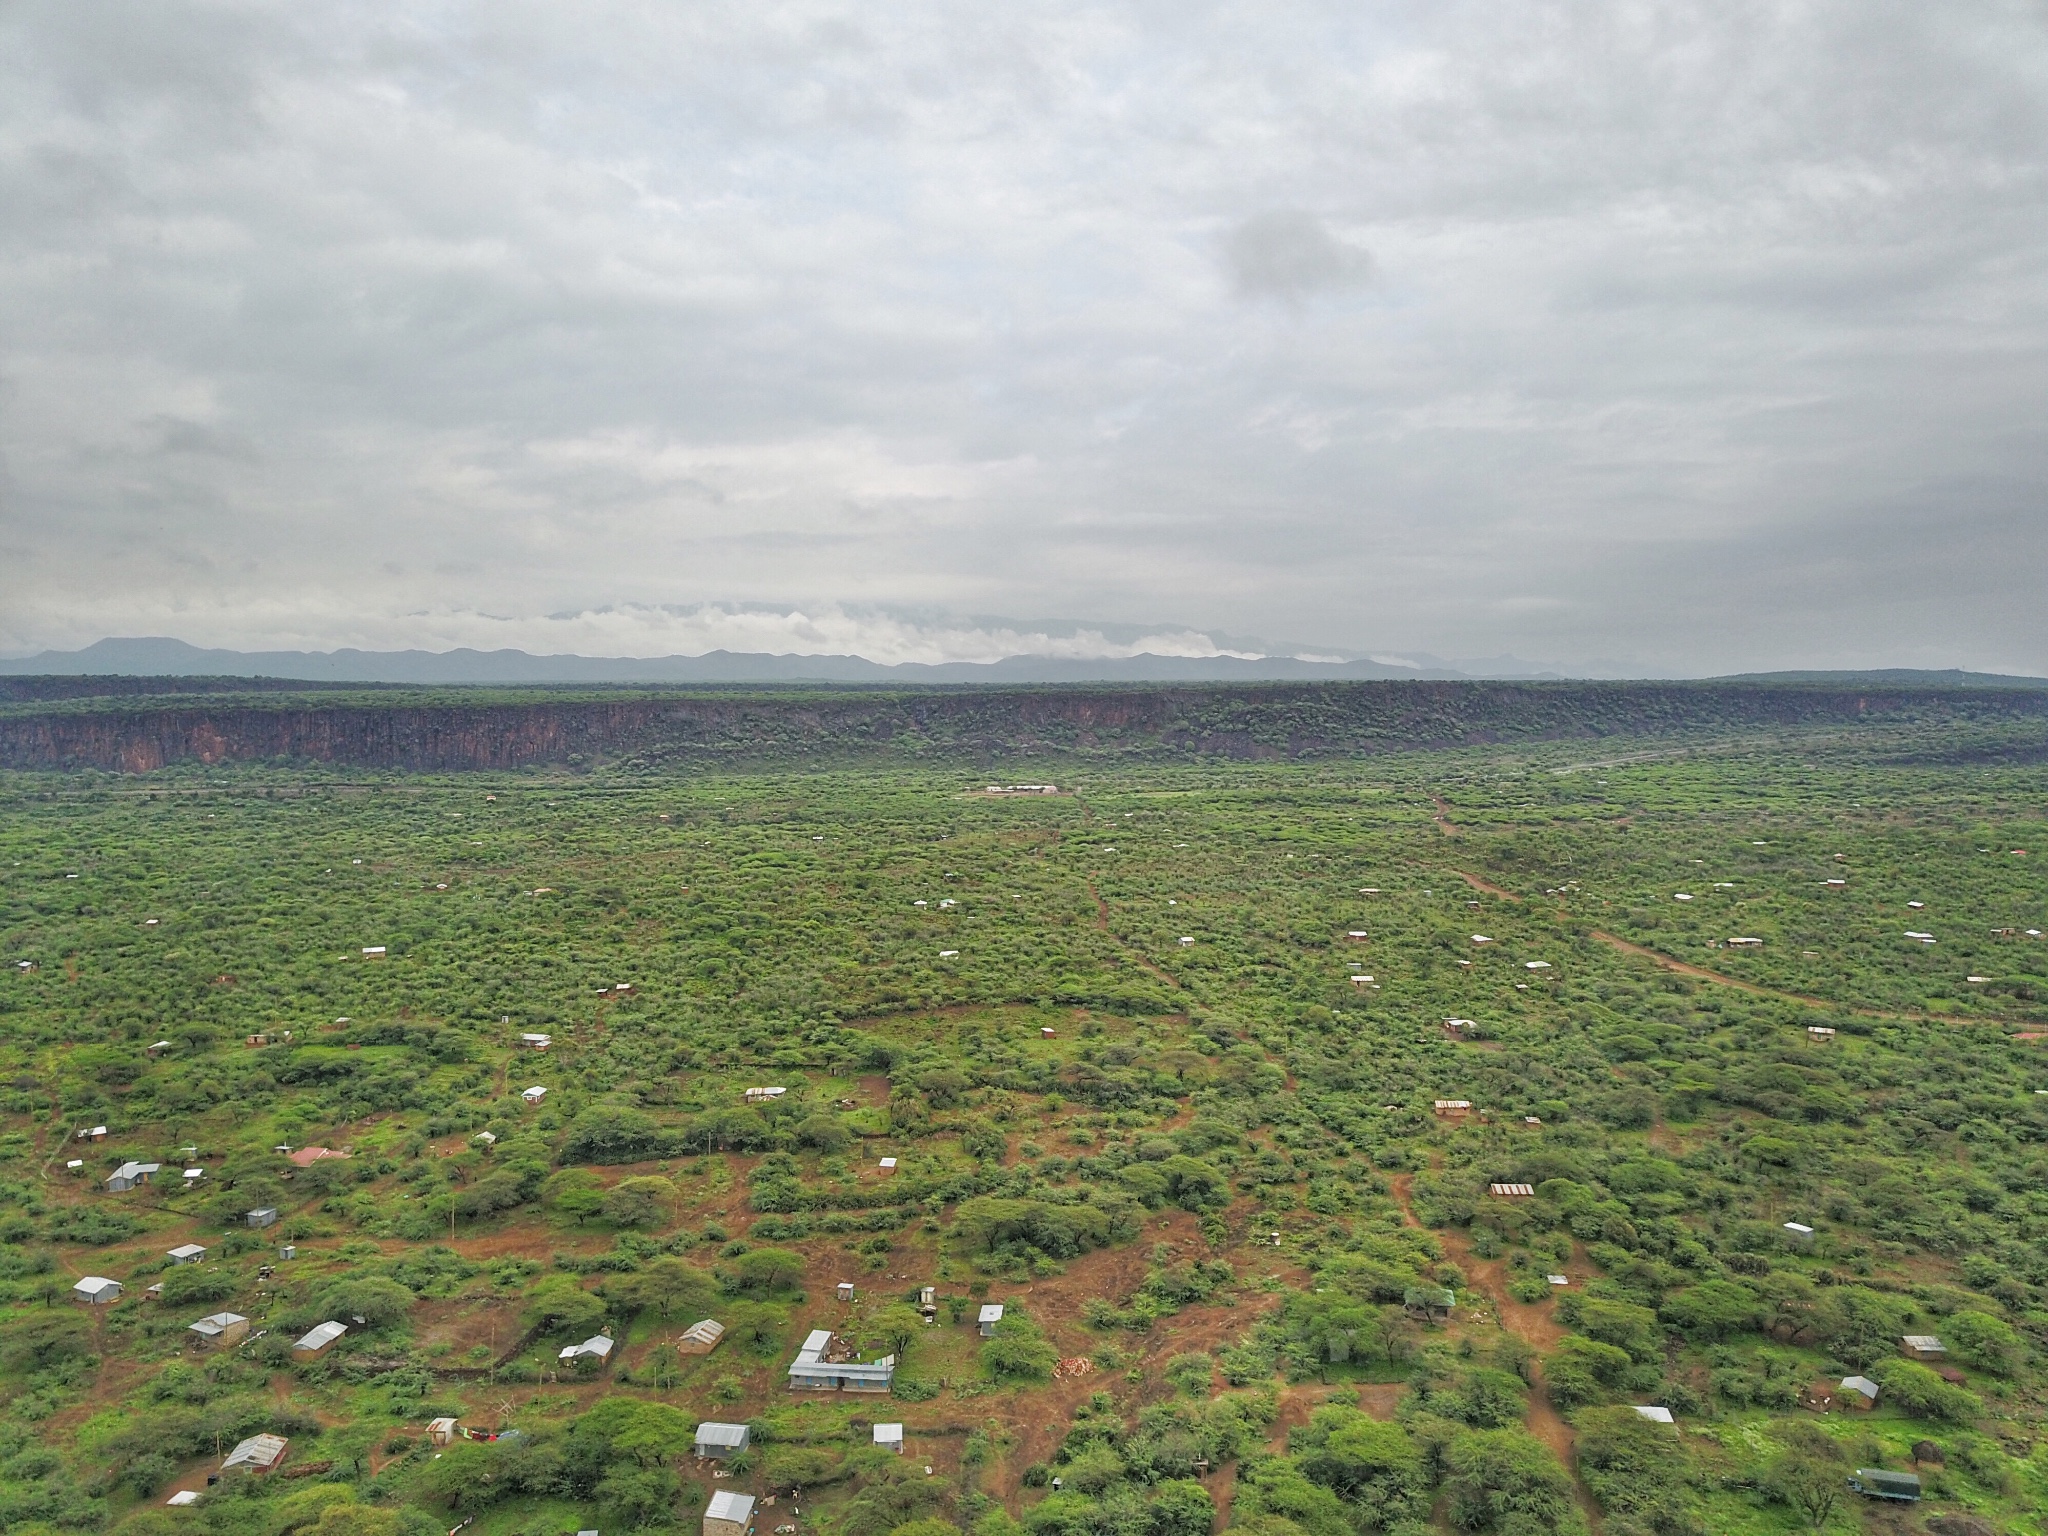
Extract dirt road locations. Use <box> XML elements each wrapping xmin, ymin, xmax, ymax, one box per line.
<box><xmin>1389</xmin><ymin>1174</ymin><xmax>1603</xmax><ymax>1534</ymax></box>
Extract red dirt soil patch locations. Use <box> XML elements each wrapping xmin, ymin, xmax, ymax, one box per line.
<box><xmin>1388</xmin><ymin>1175</ymin><xmax>1603</xmax><ymax>1535</ymax></box>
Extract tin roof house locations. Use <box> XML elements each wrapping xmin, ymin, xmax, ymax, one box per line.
<box><xmin>978</xmin><ymin>1303</ymin><xmax>1005</xmax><ymax>1337</ymax></box>
<box><xmin>73</xmin><ymin>1275</ymin><xmax>122</xmax><ymax>1304</ymax></box>
<box><xmin>292</xmin><ymin>1321</ymin><xmax>347</xmax><ymax>1360</ymax></box>
<box><xmin>220</xmin><ymin>1434</ymin><xmax>289</xmax><ymax>1476</ymax></box>
<box><xmin>704</xmin><ymin>1490</ymin><xmax>757</xmax><ymax>1536</ymax></box>
<box><xmin>559</xmin><ymin>1335</ymin><xmax>615</xmax><ymax>1366</ymax></box>
<box><xmin>107</xmin><ymin>1161</ymin><xmax>159</xmax><ymax>1191</ymax></box>
<box><xmin>788</xmin><ymin>1329</ymin><xmax>894</xmax><ymax>1393</ymax></box>
<box><xmin>189</xmin><ymin>1312</ymin><xmax>250</xmax><ymax>1348</ymax></box>
<box><xmin>694</xmin><ymin>1422</ymin><xmax>749</xmax><ymax>1458</ymax></box>
<box><xmin>678</xmin><ymin>1318</ymin><xmax>727</xmax><ymax>1355</ymax></box>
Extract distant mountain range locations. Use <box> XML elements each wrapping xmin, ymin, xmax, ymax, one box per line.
<box><xmin>0</xmin><ymin>636</ymin><xmax>1480</xmax><ymax>684</ymax></box>
<box><xmin>0</xmin><ymin>637</ymin><xmax>2041</xmax><ymax>689</ymax></box>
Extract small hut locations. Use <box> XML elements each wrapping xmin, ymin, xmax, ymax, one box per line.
<box><xmin>220</xmin><ymin>1434</ymin><xmax>288</xmax><ymax>1476</ymax></box>
<box><xmin>292</xmin><ymin>1321</ymin><xmax>347</xmax><ymax>1361</ymax></box>
<box><xmin>694</xmin><ymin>1422</ymin><xmax>750</xmax><ymax>1459</ymax></box>
<box><xmin>559</xmin><ymin>1335</ymin><xmax>615</xmax><ymax>1367</ymax></box>
<box><xmin>678</xmin><ymin>1318</ymin><xmax>727</xmax><ymax>1355</ymax></box>
<box><xmin>704</xmin><ymin>1491</ymin><xmax>757</xmax><ymax>1536</ymax></box>
<box><xmin>189</xmin><ymin>1312</ymin><xmax>250</xmax><ymax>1349</ymax></box>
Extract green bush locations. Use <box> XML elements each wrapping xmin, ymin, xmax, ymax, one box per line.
<box><xmin>1870</xmin><ymin>1358</ymin><xmax>1981</xmax><ymax>1421</ymax></box>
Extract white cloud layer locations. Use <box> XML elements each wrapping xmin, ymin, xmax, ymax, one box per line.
<box><xmin>1</xmin><ymin>1</ymin><xmax>2045</xmax><ymax>672</ymax></box>
<box><xmin>321</xmin><ymin>604</ymin><xmax>1278</xmax><ymax>666</ymax></box>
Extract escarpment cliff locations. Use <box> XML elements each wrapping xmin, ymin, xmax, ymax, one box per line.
<box><xmin>1</xmin><ymin>681</ymin><xmax>2044</xmax><ymax>772</ymax></box>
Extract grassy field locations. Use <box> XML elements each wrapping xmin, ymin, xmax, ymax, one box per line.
<box><xmin>1</xmin><ymin>722</ymin><xmax>2045</xmax><ymax>1536</ymax></box>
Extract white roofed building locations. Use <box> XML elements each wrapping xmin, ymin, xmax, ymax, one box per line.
<box><xmin>189</xmin><ymin>1312</ymin><xmax>250</xmax><ymax>1348</ymax></box>
<box><xmin>220</xmin><ymin>1434</ymin><xmax>289</xmax><ymax>1475</ymax></box>
<box><xmin>292</xmin><ymin>1321</ymin><xmax>347</xmax><ymax>1360</ymax></box>
<box><xmin>704</xmin><ymin>1490</ymin><xmax>757</xmax><ymax>1536</ymax></box>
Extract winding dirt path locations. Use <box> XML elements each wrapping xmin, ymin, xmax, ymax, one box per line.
<box><xmin>1451</xmin><ymin>869</ymin><xmax>1520</xmax><ymax>902</ymax></box>
<box><xmin>1388</xmin><ymin>1174</ymin><xmax>1603</xmax><ymax>1534</ymax></box>
<box><xmin>1443</xmin><ymin>859</ymin><xmax>2010</xmax><ymax>1028</ymax></box>
<box><xmin>1087</xmin><ymin>882</ymin><xmax>1110</xmax><ymax>930</ymax></box>
<box><xmin>1586</xmin><ymin>929</ymin><xmax>1833</xmax><ymax>1005</ymax></box>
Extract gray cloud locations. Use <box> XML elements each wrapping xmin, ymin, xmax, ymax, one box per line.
<box><xmin>0</xmin><ymin>0</ymin><xmax>2044</xmax><ymax>673</ymax></box>
<box><xmin>1224</xmin><ymin>212</ymin><xmax>1373</xmax><ymax>300</ymax></box>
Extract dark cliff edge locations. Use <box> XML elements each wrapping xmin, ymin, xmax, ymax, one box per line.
<box><xmin>3</xmin><ymin>681</ymin><xmax>2047</xmax><ymax>773</ymax></box>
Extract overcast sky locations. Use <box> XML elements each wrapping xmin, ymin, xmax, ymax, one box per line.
<box><xmin>2</xmin><ymin>1</ymin><xmax>2046</xmax><ymax>673</ymax></box>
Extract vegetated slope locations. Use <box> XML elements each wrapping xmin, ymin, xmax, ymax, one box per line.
<box><xmin>0</xmin><ymin>739</ymin><xmax>2044</xmax><ymax>1536</ymax></box>
<box><xmin>3</xmin><ymin>679</ymin><xmax>2048</xmax><ymax>772</ymax></box>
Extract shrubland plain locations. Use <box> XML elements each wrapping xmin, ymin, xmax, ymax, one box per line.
<box><xmin>2</xmin><ymin>724</ymin><xmax>2047</xmax><ymax>1536</ymax></box>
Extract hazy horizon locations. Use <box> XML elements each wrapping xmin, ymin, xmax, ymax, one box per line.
<box><xmin>3</xmin><ymin>3</ymin><xmax>2045</xmax><ymax>674</ymax></box>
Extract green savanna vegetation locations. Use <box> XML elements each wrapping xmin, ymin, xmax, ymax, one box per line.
<box><xmin>1</xmin><ymin>714</ymin><xmax>2045</xmax><ymax>1536</ymax></box>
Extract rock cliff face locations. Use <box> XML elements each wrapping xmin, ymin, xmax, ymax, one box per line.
<box><xmin>1</xmin><ymin>682</ymin><xmax>2043</xmax><ymax>773</ymax></box>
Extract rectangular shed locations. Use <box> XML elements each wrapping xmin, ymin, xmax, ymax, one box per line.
<box><xmin>704</xmin><ymin>1491</ymin><xmax>757</xmax><ymax>1536</ymax></box>
<box><xmin>678</xmin><ymin>1318</ymin><xmax>727</xmax><ymax>1355</ymax></box>
<box><xmin>189</xmin><ymin>1312</ymin><xmax>249</xmax><ymax>1348</ymax></box>
<box><xmin>694</xmin><ymin>1422</ymin><xmax>749</xmax><ymax>1459</ymax></box>
<box><xmin>220</xmin><ymin>1434</ymin><xmax>289</xmax><ymax>1476</ymax></box>
<box><xmin>292</xmin><ymin>1321</ymin><xmax>347</xmax><ymax>1360</ymax></box>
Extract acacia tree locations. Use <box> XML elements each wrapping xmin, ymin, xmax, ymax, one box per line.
<box><xmin>1767</xmin><ymin>1425</ymin><xmax>1845</xmax><ymax>1531</ymax></box>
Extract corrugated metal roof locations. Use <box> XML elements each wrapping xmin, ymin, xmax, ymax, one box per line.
<box><xmin>706</xmin><ymin>1491</ymin><xmax>756</xmax><ymax>1524</ymax></box>
<box><xmin>294</xmin><ymin>1321</ymin><xmax>347</xmax><ymax>1351</ymax></box>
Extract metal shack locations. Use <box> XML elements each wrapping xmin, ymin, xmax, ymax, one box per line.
<box><xmin>220</xmin><ymin>1434</ymin><xmax>289</xmax><ymax>1478</ymax></box>
<box><xmin>694</xmin><ymin>1422</ymin><xmax>750</xmax><ymax>1459</ymax></box>
<box><xmin>788</xmin><ymin>1329</ymin><xmax>894</xmax><ymax>1393</ymax></box>
<box><xmin>292</xmin><ymin>1321</ymin><xmax>347</xmax><ymax>1361</ymax></box>
<box><xmin>704</xmin><ymin>1490</ymin><xmax>757</xmax><ymax>1536</ymax></box>
<box><xmin>107</xmin><ymin>1161</ymin><xmax>160</xmax><ymax>1192</ymax></box>
<box><xmin>189</xmin><ymin>1312</ymin><xmax>250</xmax><ymax>1349</ymax></box>
<box><xmin>678</xmin><ymin>1318</ymin><xmax>727</xmax><ymax>1355</ymax></box>
<box><xmin>559</xmin><ymin>1335</ymin><xmax>616</xmax><ymax>1368</ymax></box>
